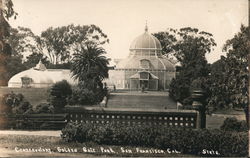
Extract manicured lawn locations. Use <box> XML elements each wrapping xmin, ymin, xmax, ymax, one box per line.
<box><xmin>0</xmin><ymin>87</ymin><xmax>49</xmax><ymax>107</ymax></box>
<box><xmin>0</xmin><ymin>134</ymin><xmax>194</xmax><ymax>157</ymax></box>
<box><xmin>107</xmin><ymin>91</ymin><xmax>177</xmax><ymax>109</ymax></box>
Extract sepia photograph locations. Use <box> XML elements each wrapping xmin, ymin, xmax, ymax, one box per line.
<box><xmin>0</xmin><ymin>0</ymin><xmax>249</xmax><ymax>157</ymax></box>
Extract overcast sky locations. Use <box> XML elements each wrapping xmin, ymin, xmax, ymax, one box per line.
<box><xmin>9</xmin><ymin>0</ymin><xmax>248</xmax><ymax>64</ymax></box>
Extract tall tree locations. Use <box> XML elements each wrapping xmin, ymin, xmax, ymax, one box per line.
<box><xmin>208</xmin><ymin>56</ymin><xmax>230</xmax><ymax>110</ymax></box>
<box><xmin>41</xmin><ymin>24</ymin><xmax>109</xmax><ymax>65</ymax></box>
<box><xmin>155</xmin><ymin>27</ymin><xmax>216</xmax><ymax>105</ymax></box>
<box><xmin>8</xmin><ymin>27</ymin><xmax>39</xmax><ymax>58</ymax></box>
<box><xmin>0</xmin><ymin>0</ymin><xmax>19</xmax><ymax>85</ymax></box>
<box><xmin>71</xmin><ymin>44</ymin><xmax>110</xmax><ymax>104</ymax></box>
<box><xmin>71</xmin><ymin>44</ymin><xmax>110</xmax><ymax>88</ymax></box>
<box><xmin>8</xmin><ymin>27</ymin><xmax>54</xmax><ymax>70</ymax></box>
<box><xmin>153</xmin><ymin>28</ymin><xmax>177</xmax><ymax>56</ymax></box>
<box><xmin>41</xmin><ymin>26</ymin><xmax>71</xmax><ymax>65</ymax></box>
<box><xmin>0</xmin><ymin>27</ymin><xmax>45</xmax><ymax>84</ymax></box>
<box><xmin>0</xmin><ymin>0</ymin><xmax>17</xmax><ymax>55</ymax></box>
<box><xmin>208</xmin><ymin>25</ymin><xmax>249</xmax><ymax>123</ymax></box>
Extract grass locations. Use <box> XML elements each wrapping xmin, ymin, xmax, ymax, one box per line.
<box><xmin>0</xmin><ymin>134</ymin><xmax>194</xmax><ymax>157</ymax></box>
<box><xmin>107</xmin><ymin>92</ymin><xmax>177</xmax><ymax>109</ymax></box>
<box><xmin>0</xmin><ymin>87</ymin><xmax>49</xmax><ymax>107</ymax></box>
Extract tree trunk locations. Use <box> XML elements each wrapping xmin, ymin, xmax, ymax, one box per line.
<box><xmin>0</xmin><ymin>0</ymin><xmax>3</xmax><ymax>39</ymax></box>
<box><xmin>248</xmin><ymin>53</ymin><xmax>250</xmax><ymax>128</ymax></box>
<box><xmin>244</xmin><ymin>106</ymin><xmax>249</xmax><ymax>128</ymax></box>
<box><xmin>0</xmin><ymin>0</ymin><xmax>3</xmax><ymax>17</ymax></box>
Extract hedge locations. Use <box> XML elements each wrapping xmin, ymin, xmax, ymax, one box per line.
<box><xmin>61</xmin><ymin>122</ymin><xmax>248</xmax><ymax>157</ymax></box>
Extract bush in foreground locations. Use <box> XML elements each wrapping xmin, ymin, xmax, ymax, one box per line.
<box><xmin>61</xmin><ymin>122</ymin><xmax>248</xmax><ymax>157</ymax></box>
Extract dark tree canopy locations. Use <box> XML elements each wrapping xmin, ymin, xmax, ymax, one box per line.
<box><xmin>0</xmin><ymin>0</ymin><xmax>21</xmax><ymax>85</ymax></box>
<box><xmin>208</xmin><ymin>25</ymin><xmax>249</xmax><ymax>111</ymax></box>
<box><xmin>207</xmin><ymin>56</ymin><xmax>230</xmax><ymax>110</ymax></box>
<box><xmin>23</xmin><ymin>53</ymin><xmax>50</xmax><ymax>69</ymax></box>
<box><xmin>155</xmin><ymin>27</ymin><xmax>216</xmax><ymax>105</ymax></box>
<box><xmin>0</xmin><ymin>0</ymin><xmax>17</xmax><ymax>56</ymax></box>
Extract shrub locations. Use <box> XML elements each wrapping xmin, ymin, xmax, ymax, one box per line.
<box><xmin>220</xmin><ymin>117</ymin><xmax>248</xmax><ymax>132</ymax></box>
<box><xmin>68</xmin><ymin>86</ymin><xmax>108</xmax><ymax>106</ymax></box>
<box><xmin>50</xmin><ymin>80</ymin><xmax>72</xmax><ymax>97</ymax></box>
<box><xmin>68</xmin><ymin>88</ymin><xmax>96</xmax><ymax>105</ymax></box>
<box><xmin>61</xmin><ymin>122</ymin><xmax>248</xmax><ymax>157</ymax></box>
<box><xmin>12</xmin><ymin>101</ymin><xmax>33</xmax><ymax>114</ymax></box>
<box><xmin>49</xmin><ymin>80</ymin><xmax>72</xmax><ymax>112</ymax></box>
<box><xmin>33</xmin><ymin>103</ymin><xmax>54</xmax><ymax>114</ymax></box>
<box><xmin>169</xmin><ymin>78</ymin><xmax>191</xmax><ymax>105</ymax></box>
<box><xmin>0</xmin><ymin>94</ymin><xmax>12</xmax><ymax>113</ymax></box>
<box><xmin>0</xmin><ymin>92</ymin><xmax>32</xmax><ymax>114</ymax></box>
<box><xmin>2</xmin><ymin>92</ymin><xmax>24</xmax><ymax>107</ymax></box>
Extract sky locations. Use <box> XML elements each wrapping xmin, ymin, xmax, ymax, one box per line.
<box><xmin>9</xmin><ymin>0</ymin><xmax>249</xmax><ymax>64</ymax></box>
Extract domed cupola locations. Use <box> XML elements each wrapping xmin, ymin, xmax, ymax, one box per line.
<box><xmin>129</xmin><ymin>25</ymin><xmax>162</xmax><ymax>56</ymax></box>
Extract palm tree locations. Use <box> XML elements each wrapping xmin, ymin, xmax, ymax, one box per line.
<box><xmin>71</xmin><ymin>44</ymin><xmax>110</xmax><ymax>91</ymax></box>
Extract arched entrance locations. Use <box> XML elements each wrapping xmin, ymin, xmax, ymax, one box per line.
<box><xmin>129</xmin><ymin>71</ymin><xmax>158</xmax><ymax>90</ymax></box>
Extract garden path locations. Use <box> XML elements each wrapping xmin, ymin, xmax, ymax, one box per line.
<box><xmin>0</xmin><ymin>130</ymin><xmax>61</xmax><ymax>137</ymax></box>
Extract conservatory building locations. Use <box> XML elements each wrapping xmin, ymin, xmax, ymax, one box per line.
<box><xmin>105</xmin><ymin>26</ymin><xmax>176</xmax><ymax>90</ymax></box>
<box><xmin>8</xmin><ymin>61</ymin><xmax>75</xmax><ymax>88</ymax></box>
<box><xmin>8</xmin><ymin>25</ymin><xmax>175</xmax><ymax>90</ymax></box>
